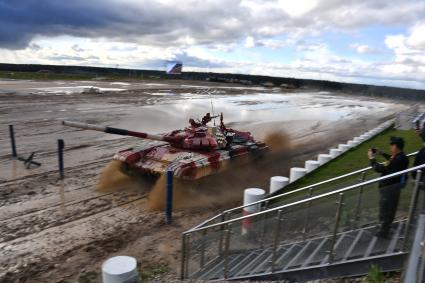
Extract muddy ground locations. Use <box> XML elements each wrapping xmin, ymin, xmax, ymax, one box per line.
<box><xmin>0</xmin><ymin>79</ymin><xmax>411</xmax><ymax>282</ymax></box>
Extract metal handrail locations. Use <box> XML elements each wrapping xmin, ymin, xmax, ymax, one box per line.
<box><xmin>184</xmin><ymin>163</ymin><xmax>425</xmax><ymax>234</ymax></box>
<box><xmin>187</xmin><ymin>151</ymin><xmax>418</xmax><ymax>232</ymax></box>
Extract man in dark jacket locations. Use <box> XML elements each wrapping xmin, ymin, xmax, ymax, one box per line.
<box><xmin>368</xmin><ymin>136</ymin><xmax>409</xmax><ymax>238</ymax></box>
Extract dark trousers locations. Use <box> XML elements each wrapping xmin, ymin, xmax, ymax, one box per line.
<box><xmin>379</xmin><ymin>184</ymin><xmax>402</xmax><ymax>232</ymax></box>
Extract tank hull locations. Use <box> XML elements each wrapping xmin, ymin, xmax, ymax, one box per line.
<box><xmin>113</xmin><ymin>141</ymin><xmax>268</xmax><ymax>180</ymax></box>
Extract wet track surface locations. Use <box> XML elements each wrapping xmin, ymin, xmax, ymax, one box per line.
<box><xmin>0</xmin><ymin>79</ymin><xmax>410</xmax><ymax>282</ymax></box>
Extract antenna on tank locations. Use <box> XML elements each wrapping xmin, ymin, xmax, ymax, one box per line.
<box><xmin>209</xmin><ymin>89</ymin><xmax>216</xmax><ymax>126</ymax></box>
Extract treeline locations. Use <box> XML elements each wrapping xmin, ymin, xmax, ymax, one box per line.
<box><xmin>1</xmin><ymin>63</ymin><xmax>424</xmax><ymax>101</ymax></box>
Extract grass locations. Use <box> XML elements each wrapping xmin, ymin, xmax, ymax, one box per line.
<box><xmin>364</xmin><ymin>264</ymin><xmax>386</xmax><ymax>283</ymax></box>
<box><xmin>283</xmin><ymin>127</ymin><xmax>423</xmax><ymax>192</ymax></box>
<box><xmin>78</xmin><ymin>271</ymin><xmax>98</xmax><ymax>283</ymax></box>
<box><xmin>139</xmin><ymin>262</ymin><xmax>169</xmax><ymax>282</ymax></box>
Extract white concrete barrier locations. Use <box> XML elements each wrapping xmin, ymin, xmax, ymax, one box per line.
<box><xmin>329</xmin><ymin>148</ymin><xmax>342</xmax><ymax>158</ymax></box>
<box><xmin>338</xmin><ymin>144</ymin><xmax>351</xmax><ymax>152</ymax></box>
<box><xmin>102</xmin><ymin>256</ymin><xmax>138</xmax><ymax>283</ymax></box>
<box><xmin>318</xmin><ymin>154</ymin><xmax>332</xmax><ymax>165</ymax></box>
<box><xmin>305</xmin><ymin>160</ymin><xmax>320</xmax><ymax>173</ymax></box>
<box><xmin>242</xmin><ymin>188</ymin><xmax>265</xmax><ymax>235</ymax></box>
<box><xmin>347</xmin><ymin>140</ymin><xmax>358</xmax><ymax>147</ymax></box>
<box><xmin>360</xmin><ymin>134</ymin><xmax>372</xmax><ymax>140</ymax></box>
<box><xmin>261</xmin><ymin>120</ymin><xmax>395</xmax><ymax>192</ymax></box>
<box><xmin>269</xmin><ymin>176</ymin><xmax>289</xmax><ymax>194</ymax></box>
<box><xmin>290</xmin><ymin>167</ymin><xmax>307</xmax><ymax>183</ymax></box>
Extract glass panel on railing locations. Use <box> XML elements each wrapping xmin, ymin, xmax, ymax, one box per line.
<box><xmin>184</xmin><ymin>224</ymin><xmax>224</xmax><ymax>279</ymax></box>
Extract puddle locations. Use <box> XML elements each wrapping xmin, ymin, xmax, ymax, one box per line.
<box><xmin>113</xmin><ymin>91</ymin><xmax>393</xmax><ymax>135</ymax></box>
<box><xmin>110</xmin><ymin>82</ymin><xmax>131</xmax><ymax>86</ymax></box>
<box><xmin>29</xmin><ymin>86</ymin><xmax>126</xmax><ymax>95</ymax></box>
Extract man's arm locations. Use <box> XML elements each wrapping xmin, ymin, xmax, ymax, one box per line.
<box><xmin>381</xmin><ymin>152</ymin><xmax>391</xmax><ymax>160</ymax></box>
<box><xmin>371</xmin><ymin>154</ymin><xmax>407</xmax><ymax>174</ymax></box>
<box><xmin>370</xmin><ymin>158</ymin><xmax>388</xmax><ymax>173</ymax></box>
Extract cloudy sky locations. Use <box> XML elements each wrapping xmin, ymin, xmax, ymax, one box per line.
<box><xmin>1</xmin><ymin>0</ymin><xmax>425</xmax><ymax>89</ymax></box>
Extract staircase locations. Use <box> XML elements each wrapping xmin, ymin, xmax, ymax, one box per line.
<box><xmin>181</xmin><ymin>164</ymin><xmax>425</xmax><ymax>281</ymax></box>
<box><xmin>194</xmin><ymin>221</ymin><xmax>407</xmax><ymax>281</ymax></box>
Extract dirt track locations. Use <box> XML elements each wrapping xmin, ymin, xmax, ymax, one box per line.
<box><xmin>0</xmin><ymin>79</ymin><xmax>410</xmax><ymax>282</ymax></box>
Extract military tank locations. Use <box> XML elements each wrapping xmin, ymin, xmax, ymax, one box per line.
<box><xmin>62</xmin><ymin>113</ymin><xmax>268</xmax><ymax>180</ymax></box>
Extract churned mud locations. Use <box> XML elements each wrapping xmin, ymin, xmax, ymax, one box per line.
<box><xmin>0</xmin><ymin>78</ymin><xmax>410</xmax><ymax>282</ymax></box>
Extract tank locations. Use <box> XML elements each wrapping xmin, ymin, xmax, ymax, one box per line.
<box><xmin>62</xmin><ymin>113</ymin><xmax>268</xmax><ymax>180</ymax></box>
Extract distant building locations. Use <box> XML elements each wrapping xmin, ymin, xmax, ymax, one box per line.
<box><xmin>166</xmin><ymin>61</ymin><xmax>183</xmax><ymax>75</ymax></box>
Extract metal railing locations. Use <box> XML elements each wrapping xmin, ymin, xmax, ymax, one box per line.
<box><xmin>188</xmin><ymin>151</ymin><xmax>419</xmax><ymax>232</ymax></box>
<box><xmin>404</xmin><ymin>214</ymin><xmax>425</xmax><ymax>283</ymax></box>
<box><xmin>181</xmin><ymin>164</ymin><xmax>425</xmax><ymax>279</ymax></box>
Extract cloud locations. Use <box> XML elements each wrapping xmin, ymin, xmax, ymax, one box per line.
<box><xmin>244</xmin><ymin>36</ymin><xmax>255</xmax><ymax>48</ymax></box>
<box><xmin>385</xmin><ymin>25</ymin><xmax>425</xmax><ymax>67</ymax></box>
<box><xmin>1</xmin><ymin>0</ymin><xmax>425</xmax><ymax>89</ymax></box>
<box><xmin>0</xmin><ymin>0</ymin><xmax>251</xmax><ymax>49</ymax></box>
<box><xmin>1</xmin><ymin>0</ymin><xmax>425</xmax><ymax>50</ymax></box>
<box><xmin>71</xmin><ymin>44</ymin><xmax>85</xmax><ymax>52</ymax></box>
<box><xmin>277</xmin><ymin>0</ymin><xmax>318</xmax><ymax>17</ymax></box>
<box><xmin>349</xmin><ymin>43</ymin><xmax>381</xmax><ymax>54</ymax></box>
<box><xmin>244</xmin><ymin>36</ymin><xmax>288</xmax><ymax>49</ymax></box>
<box><xmin>405</xmin><ymin>22</ymin><xmax>425</xmax><ymax>50</ymax></box>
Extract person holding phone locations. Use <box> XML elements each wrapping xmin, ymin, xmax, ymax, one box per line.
<box><xmin>368</xmin><ymin>136</ymin><xmax>409</xmax><ymax>238</ymax></box>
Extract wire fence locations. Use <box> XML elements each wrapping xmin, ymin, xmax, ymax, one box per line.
<box><xmin>189</xmin><ymin>152</ymin><xmax>418</xmax><ymax>233</ymax></box>
<box><xmin>182</xmin><ymin>164</ymin><xmax>425</xmax><ymax>279</ymax></box>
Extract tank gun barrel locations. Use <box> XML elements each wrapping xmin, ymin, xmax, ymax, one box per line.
<box><xmin>62</xmin><ymin>120</ymin><xmax>179</xmax><ymax>143</ymax></box>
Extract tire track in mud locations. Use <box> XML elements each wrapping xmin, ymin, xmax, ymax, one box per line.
<box><xmin>0</xmin><ymin>191</ymin><xmax>147</xmax><ymax>243</ymax></box>
<box><xmin>0</xmin><ymin>198</ymin><xmax>154</xmax><ymax>281</ymax></box>
<box><xmin>0</xmin><ymin>158</ymin><xmax>110</xmax><ymax>187</ymax></box>
<box><xmin>0</xmin><ymin>184</ymin><xmax>95</xmax><ymax>220</ymax></box>
<box><xmin>0</xmin><ymin>174</ymin><xmax>100</xmax><ymax>207</ymax></box>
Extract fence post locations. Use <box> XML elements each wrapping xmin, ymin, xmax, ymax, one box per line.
<box><xmin>403</xmin><ymin>170</ymin><xmax>422</xmax><ymax>251</ymax></box>
<box><xmin>329</xmin><ymin>193</ymin><xmax>344</xmax><ymax>263</ymax></box>
<box><xmin>9</xmin><ymin>125</ymin><xmax>17</xmax><ymax>158</ymax></box>
<box><xmin>223</xmin><ymin>225</ymin><xmax>231</xmax><ymax>279</ymax></box>
<box><xmin>353</xmin><ymin>171</ymin><xmax>366</xmax><ymax>228</ymax></box>
<box><xmin>165</xmin><ymin>170</ymin><xmax>173</xmax><ymax>224</ymax></box>
<box><xmin>303</xmin><ymin>188</ymin><xmax>313</xmax><ymax>237</ymax></box>
<box><xmin>184</xmin><ymin>233</ymin><xmax>190</xmax><ymax>278</ymax></box>
<box><xmin>271</xmin><ymin>209</ymin><xmax>284</xmax><ymax>272</ymax></box>
<box><xmin>200</xmin><ymin>229</ymin><xmax>206</xmax><ymax>268</ymax></box>
<box><xmin>260</xmin><ymin>201</ymin><xmax>269</xmax><ymax>247</ymax></box>
<box><xmin>57</xmin><ymin>139</ymin><xmax>65</xmax><ymax>179</ymax></box>
<box><xmin>218</xmin><ymin>211</ymin><xmax>230</xmax><ymax>255</ymax></box>
<box><xmin>180</xmin><ymin>233</ymin><xmax>187</xmax><ymax>279</ymax></box>
<box><xmin>418</xmin><ymin>234</ymin><xmax>425</xmax><ymax>283</ymax></box>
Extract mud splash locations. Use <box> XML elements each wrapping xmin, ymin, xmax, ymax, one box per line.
<box><xmin>144</xmin><ymin>173</ymin><xmax>247</xmax><ymax>211</ymax></box>
<box><xmin>264</xmin><ymin>131</ymin><xmax>292</xmax><ymax>152</ymax></box>
<box><xmin>96</xmin><ymin>132</ymin><xmax>294</xmax><ymax>211</ymax></box>
<box><xmin>96</xmin><ymin>160</ymin><xmax>143</xmax><ymax>192</ymax></box>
